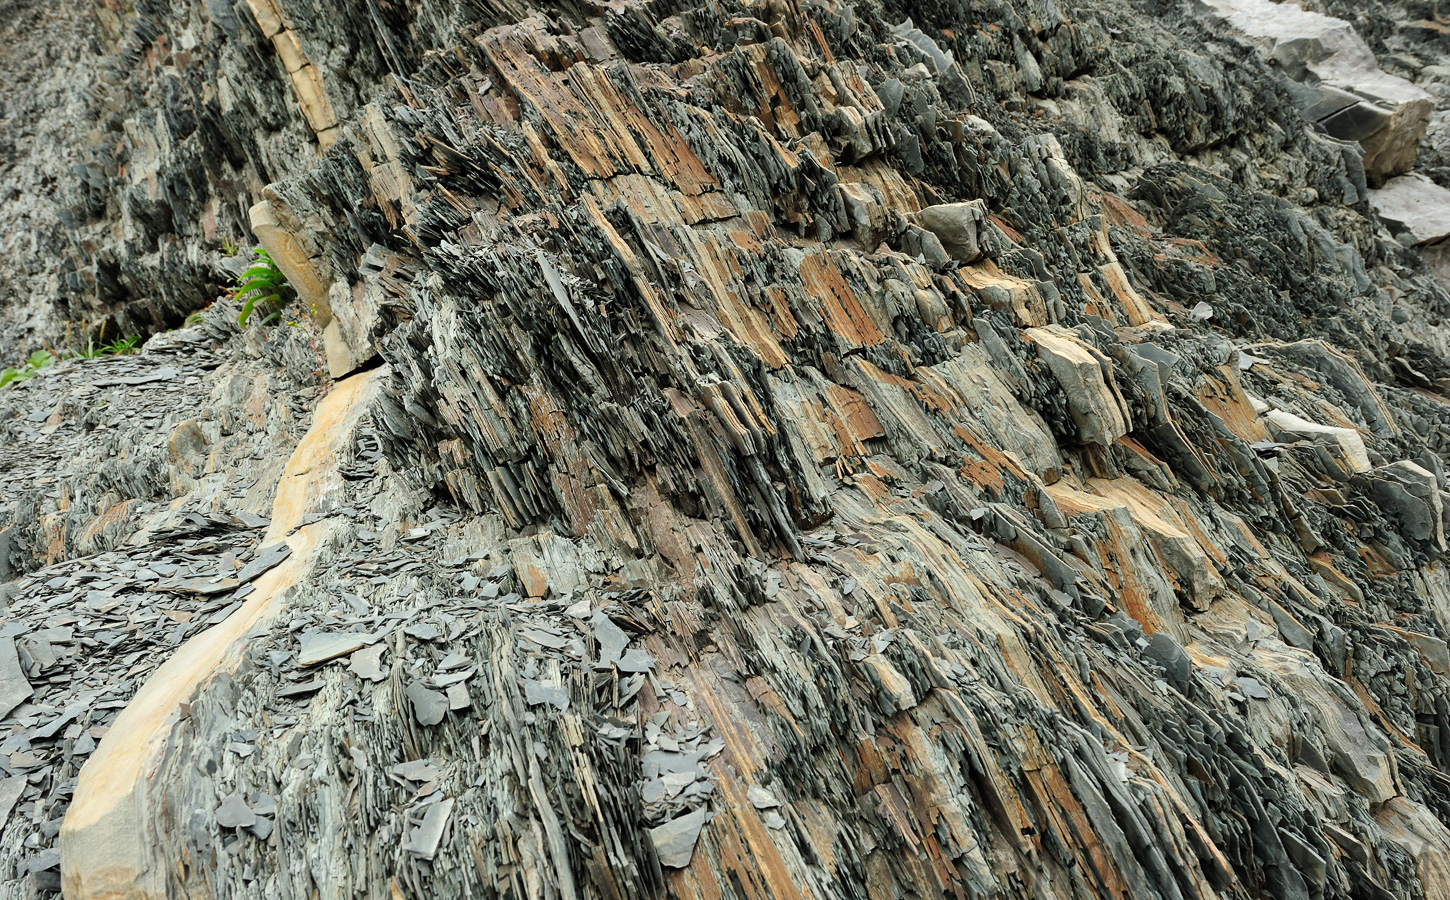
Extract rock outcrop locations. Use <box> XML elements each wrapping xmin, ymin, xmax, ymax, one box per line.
<box><xmin>2</xmin><ymin>0</ymin><xmax>1450</xmax><ymax>898</ymax></box>
<box><xmin>1202</xmin><ymin>0</ymin><xmax>1434</xmax><ymax>181</ymax></box>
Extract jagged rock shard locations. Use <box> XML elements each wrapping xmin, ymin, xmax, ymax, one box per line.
<box><xmin>391</xmin><ymin>760</ymin><xmax>443</xmax><ymax>784</ymax></box>
<box><xmin>215</xmin><ymin>794</ymin><xmax>257</xmax><ymax>829</ymax></box>
<box><xmin>296</xmin><ymin>632</ymin><xmax>370</xmax><ymax>666</ymax></box>
<box><xmin>403</xmin><ymin>797</ymin><xmax>454</xmax><ymax>860</ymax></box>
<box><xmin>591</xmin><ymin>610</ymin><xmax>628</xmax><ymax>667</ymax></box>
<box><xmin>650</xmin><ymin>806</ymin><xmax>708</xmax><ymax>868</ymax></box>
<box><xmin>0</xmin><ymin>776</ymin><xmax>26</xmax><ymax>825</ymax></box>
<box><xmin>406</xmin><ymin>682</ymin><xmax>448</xmax><ymax>725</ymax></box>
<box><xmin>747</xmin><ymin>784</ymin><xmax>780</xmax><ymax>809</ymax></box>
<box><xmin>0</xmin><ymin>638</ymin><xmax>31</xmax><ymax>721</ymax></box>
<box><xmin>348</xmin><ymin>644</ymin><xmax>387</xmax><ymax>682</ymax></box>
<box><xmin>1026</xmin><ymin>326</ymin><xmax>1132</xmax><ymax>444</ymax></box>
<box><xmin>523</xmin><ymin>680</ymin><xmax>569</xmax><ymax>711</ymax></box>
<box><xmin>235</xmin><ymin>543</ymin><xmax>292</xmax><ymax>583</ymax></box>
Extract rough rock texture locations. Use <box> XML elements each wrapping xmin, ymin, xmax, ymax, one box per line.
<box><xmin>1203</xmin><ymin>0</ymin><xmax>1434</xmax><ymax>181</ymax></box>
<box><xmin>5</xmin><ymin>0</ymin><xmax>1450</xmax><ymax>898</ymax></box>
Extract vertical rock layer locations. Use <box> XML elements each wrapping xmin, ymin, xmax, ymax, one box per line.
<box><xmin>3</xmin><ymin>0</ymin><xmax>1450</xmax><ymax>898</ymax></box>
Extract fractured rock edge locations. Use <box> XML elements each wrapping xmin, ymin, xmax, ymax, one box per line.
<box><xmin>57</xmin><ymin>367</ymin><xmax>386</xmax><ymax>900</ymax></box>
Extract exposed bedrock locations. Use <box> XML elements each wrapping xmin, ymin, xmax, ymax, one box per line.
<box><xmin>1</xmin><ymin>0</ymin><xmax>1450</xmax><ymax>898</ymax></box>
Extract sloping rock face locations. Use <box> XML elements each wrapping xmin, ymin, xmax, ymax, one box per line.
<box><xmin>1202</xmin><ymin>0</ymin><xmax>1434</xmax><ymax>181</ymax></box>
<box><xmin>3</xmin><ymin>0</ymin><xmax>1450</xmax><ymax>898</ymax></box>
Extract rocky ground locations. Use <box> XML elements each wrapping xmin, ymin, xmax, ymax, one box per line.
<box><xmin>4</xmin><ymin>0</ymin><xmax>1450</xmax><ymax>898</ymax></box>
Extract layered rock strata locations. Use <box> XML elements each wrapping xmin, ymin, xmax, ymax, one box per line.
<box><xmin>0</xmin><ymin>0</ymin><xmax>1450</xmax><ymax>899</ymax></box>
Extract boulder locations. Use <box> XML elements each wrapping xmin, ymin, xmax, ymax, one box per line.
<box><xmin>1369</xmin><ymin>460</ymin><xmax>1446</xmax><ymax>550</ymax></box>
<box><xmin>1026</xmin><ymin>326</ymin><xmax>1133</xmax><ymax>445</ymax></box>
<box><xmin>1370</xmin><ymin>173</ymin><xmax>1450</xmax><ymax>245</ymax></box>
<box><xmin>1369</xmin><ymin>174</ymin><xmax>1450</xmax><ymax>293</ymax></box>
<box><xmin>915</xmin><ymin>200</ymin><xmax>988</xmax><ymax>263</ymax></box>
<box><xmin>1201</xmin><ymin>0</ymin><xmax>1432</xmax><ymax>180</ymax></box>
<box><xmin>1264</xmin><ymin>408</ymin><xmax>1372</xmax><ymax>473</ymax></box>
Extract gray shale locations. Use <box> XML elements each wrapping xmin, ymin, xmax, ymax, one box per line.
<box><xmin>6</xmin><ymin>0</ymin><xmax>1450</xmax><ymax>897</ymax></box>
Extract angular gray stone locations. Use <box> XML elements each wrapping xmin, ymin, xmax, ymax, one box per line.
<box><xmin>297</xmin><ymin>632</ymin><xmax>370</xmax><ymax>666</ymax></box>
<box><xmin>650</xmin><ymin>806</ymin><xmax>709</xmax><ymax>868</ymax></box>
<box><xmin>234</xmin><ymin>543</ymin><xmax>292</xmax><ymax>583</ymax></box>
<box><xmin>0</xmin><ymin>638</ymin><xmax>31</xmax><ymax>721</ymax></box>
<box><xmin>406</xmin><ymin>682</ymin><xmax>448</xmax><ymax>726</ymax></box>
<box><xmin>1142</xmin><ymin>633</ymin><xmax>1191</xmax><ymax>689</ymax></box>
<box><xmin>403</xmin><ymin>797</ymin><xmax>454</xmax><ymax>860</ymax></box>
<box><xmin>348</xmin><ymin>644</ymin><xmax>387</xmax><ymax>682</ymax></box>
<box><xmin>215</xmin><ymin>794</ymin><xmax>257</xmax><ymax>829</ymax></box>
<box><xmin>915</xmin><ymin>200</ymin><xmax>987</xmax><ymax>263</ymax></box>
<box><xmin>591</xmin><ymin>611</ymin><xmax>628</xmax><ymax>667</ymax></box>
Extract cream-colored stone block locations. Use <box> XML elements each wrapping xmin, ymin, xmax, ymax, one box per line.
<box><xmin>60</xmin><ymin>369</ymin><xmax>386</xmax><ymax>900</ymax></box>
<box><xmin>270</xmin><ymin>29</ymin><xmax>307</xmax><ymax>73</ymax></box>
<box><xmin>247</xmin><ymin>199</ymin><xmax>332</xmax><ymax>324</ymax></box>
<box><xmin>242</xmin><ymin>0</ymin><xmax>285</xmax><ymax>37</ymax></box>
<box><xmin>290</xmin><ymin>64</ymin><xmax>338</xmax><ymax>134</ymax></box>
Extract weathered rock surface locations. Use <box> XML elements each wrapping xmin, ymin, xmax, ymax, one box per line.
<box><xmin>1203</xmin><ymin>0</ymin><xmax>1434</xmax><ymax>180</ymax></box>
<box><xmin>3</xmin><ymin>0</ymin><xmax>1450</xmax><ymax>898</ymax></box>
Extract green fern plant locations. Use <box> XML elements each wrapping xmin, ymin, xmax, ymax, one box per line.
<box><xmin>64</xmin><ymin>328</ymin><xmax>141</xmax><ymax>360</ymax></box>
<box><xmin>235</xmin><ymin>248</ymin><xmax>291</xmax><ymax>327</ymax></box>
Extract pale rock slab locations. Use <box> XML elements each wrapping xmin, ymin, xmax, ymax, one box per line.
<box><xmin>1201</xmin><ymin>0</ymin><xmax>1432</xmax><ymax>180</ymax></box>
<box><xmin>1026</xmin><ymin>325</ymin><xmax>1133</xmax><ymax>445</ymax></box>
<box><xmin>60</xmin><ymin>368</ymin><xmax>386</xmax><ymax>900</ymax></box>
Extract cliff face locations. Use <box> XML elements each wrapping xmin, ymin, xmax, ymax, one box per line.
<box><xmin>5</xmin><ymin>0</ymin><xmax>1450</xmax><ymax>898</ymax></box>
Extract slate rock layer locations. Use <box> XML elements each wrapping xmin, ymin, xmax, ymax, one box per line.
<box><xmin>6</xmin><ymin>0</ymin><xmax>1450</xmax><ymax>899</ymax></box>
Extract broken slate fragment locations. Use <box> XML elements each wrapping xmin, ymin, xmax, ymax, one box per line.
<box><xmin>519</xmin><ymin>627</ymin><xmax>569</xmax><ymax>649</ymax></box>
<box><xmin>404</xmin><ymin>622</ymin><xmax>442</xmax><ymax>642</ymax></box>
<box><xmin>297</xmin><ymin>632</ymin><xmax>370</xmax><ymax>666</ymax></box>
<box><xmin>0</xmin><ymin>638</ymin><xmax>32</xmax><ymax>720</ymax></box>
<box><xmin>747</xmin><ymin>784</ymin><xmax>780</xmax><ymax>809</ymax></box>
<box><xmin>391</xmin><ymin>759</ymin><xmax>443</xmax><ymax>783</ymax></box>
<box><xmin>0</xmin><ymin>776</ymin><xmax>26</xmax><ymax>824</ymax></box>
<box><xmin>348</xmin><ymin>644</ymin><xmax>387</xmax><ymax>682</ymax></box>
<box><xmin>93</xmin><ymin>366</ymin><xmax>180</xmax><ymax>386</ymax></box>
<box><xmin>591</xmin><ymin>610</ymin><xmax>628</xmax><ymax>667</ymax></box>
<box><xmin>234</xmin><ymin>543</ymin><xmax>292</xmax><ymax>583</ymax></box>
<box><xmin>523</xmin><ymin>680</ymin><xmax>569</xmax><ymax>710</ymax></box>
<box><xmin>1236</xmin><ymin>676</ymin><xmax>1272</xmax><ymax>700</ymax></box>
<box><xmin>152</xmin><ymin>577</ymin><xmax>238</xmax><ymax>596</ymax></box>
<box><xmin>403</xmin><ymin>797</ymin><xmax>455</xmax><ymax>860</ymax></box>
<box><xmin>437</xmin><ymin>651</ymin><xmax>470</xmax><ymax>671</ymax></box>
<box><xmin>650</xmin><ymin>806</ymin><xmax>709</xmax><ymax>868</ymax></box>
<box><xmin>216</xmin><ymin>794</ymin><xmax>257</xmax><ymax>829</ymax></box>
<box><xmin>446</xmin><ymin>682</ymin><xmax>470</xmax><ymax>711</ymax></box>
<box><xmin>277</xmin><ymin>680</ymin><xmax>324</xmax><ymax>698</ymax></box>
<box><xmin>617</xmin><ymin>648</ymin><xmax>655</xmax><ymax>674</ymax></box>
<box><xmin>406</xmin><ymin>681</ymin><xmax>448</xmax><ymax>725</ymax></box>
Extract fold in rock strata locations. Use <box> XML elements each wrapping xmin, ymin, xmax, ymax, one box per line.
<box><xmin>2</xmin><ymin>0</ymin><xmax>1450</xmax><ymax>898</ymax></box>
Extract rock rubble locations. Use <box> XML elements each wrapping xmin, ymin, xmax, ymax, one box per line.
<box><xmin>3</xmin><ymin>0</ymin><xmax>1450</xmax><ymax>898</ymax></box>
